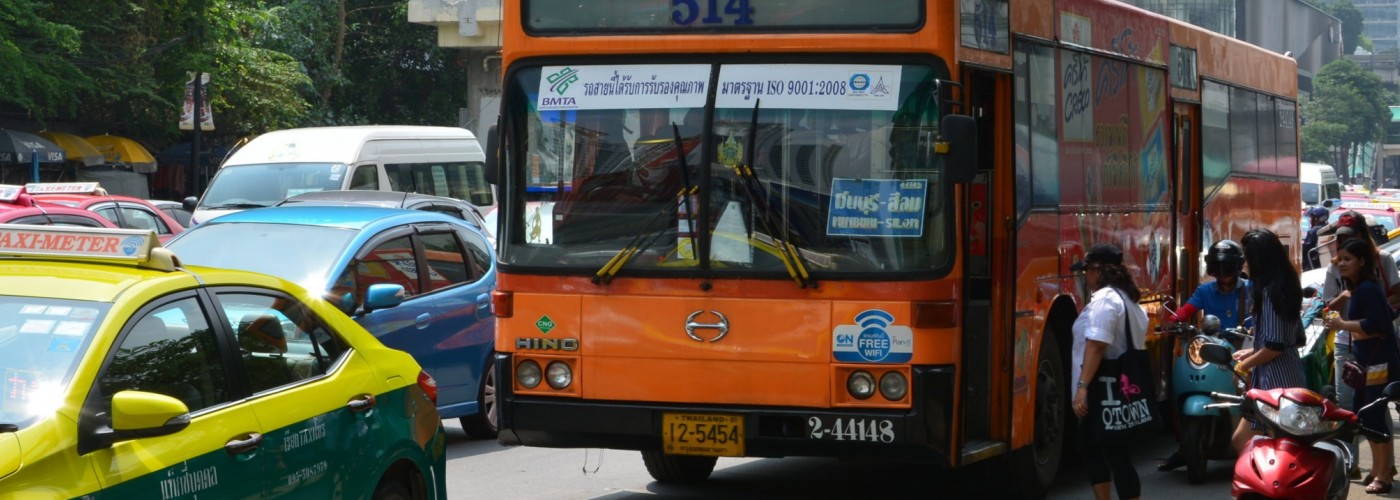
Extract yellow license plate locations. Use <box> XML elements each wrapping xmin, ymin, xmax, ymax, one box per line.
<box><xmin>662</xmin><ymin>413</ymin><xmax>745</xmax><ymax>457</ymax></box>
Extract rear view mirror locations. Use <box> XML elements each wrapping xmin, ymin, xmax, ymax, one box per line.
<box><xmin>1199</xmin><ymin>343</ymin><xmax>1232</xmax><ymax>366</ymax></box>
<box><xmin>364</xmin><ymin>283</ymin><xmax>405</xmax><ymax>313</ymax></box>
<box><xmin>484</xmin><ymin>124</ymin><xmax>500</xmax><ymax>185</ymax></box>
<box><xmin>938</xmin><ymin>114</ymin><xmax>977</xmax><ymax>184</ymax></box>
<box><xmin>1200</xmin><ymin>315</ymin><xmax>1221</xmax><ymax>334</ymax></box>
<box><xmin>1384</xmin><ymin>381</ymin><xmax>1400</xmax><ymax>400</ymax></box>
<box><xmin>182</xmin><ymin>196</ymin><xmax>198</xmax><ymax>212</ymax></box>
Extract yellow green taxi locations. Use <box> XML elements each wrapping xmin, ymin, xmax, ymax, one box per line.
<box><xmin>0</xmin><ymin>224</ymin><xmax>446</xmax><ymax>498</ymax></box>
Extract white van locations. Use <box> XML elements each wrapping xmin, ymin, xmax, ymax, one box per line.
<box><xmin>183</xmin><ymin>125</ymin><xmax>491</xmax><ymax>225</ymax></box>
<box><xmin>1301</xmin><ymin>162</ymin><xmax>1341</xmax><ymax>208</ymax></box>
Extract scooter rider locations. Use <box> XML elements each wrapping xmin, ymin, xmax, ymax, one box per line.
<box><xmin>1303</xmin><ymin>206</ymin><xmax>1330</xmax><ymax>271</ymax></box>
<box><xmin>1157</xmin><ymin>239</ymin><xmax>1249</xmax><ymax>472</ymax></box>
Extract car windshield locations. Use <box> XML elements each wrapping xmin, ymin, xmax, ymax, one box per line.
<box><xmin>0</xmin><ymin>296</ymin><xmax>109</xmax><ymax>429</ymax></box>
<box><xmin>501</xmin><ymin>62</ymin><xmax>951</xmax><ymax>277</ymax></box>
<box><xmin>199</xmin><ymin>163</ymin><xmax>346</xmax><ymax>209</ymax></box>
<box><xmin>167</xmin><ymin>222</ymin><xmax>358</xmax><ymax>292</ymax></box>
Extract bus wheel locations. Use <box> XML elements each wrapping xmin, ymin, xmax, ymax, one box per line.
<box><xmin>641</xmin><ymin>451</ymin><xmax>717</xmax><ymax>483</ymax></box>
<box><xmin>1010</xmin><ymin>337</ymin><xmax>1066</xmax><ymax>498</ymax></box>
<box><xmin>462</xmin><ymin>356</ymin><xmax>499</xmax><ymax>438</ymax></box>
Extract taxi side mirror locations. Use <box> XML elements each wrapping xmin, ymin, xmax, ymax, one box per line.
<box><xmin>182</xmin><ymin>196</ymin><xmax>198</xmax><ymax>212</ymax></box>
<box><xmin>363</xmin><ymin>283</ymin><xmax>405</xmax><ymax>314</ymax></box>
<box><xmin>80</xmin><ymin>390</ymin><xmax>191</xmax><ymax>454</ymax></box>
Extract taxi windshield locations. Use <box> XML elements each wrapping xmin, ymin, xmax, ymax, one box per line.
<box><xmin>0</xmin><ymin>296</ymin><xmax>109</xmax><ymax>429</ymax></box>
<box><xmin>200</xmin><ymin>163</ymin><xmax>346</xmax><ymax>210</ymax></box>
<box><xmin>166</xmin><ymin>222</ymin><xmax>358</xmax><ymax>291</ymax></box>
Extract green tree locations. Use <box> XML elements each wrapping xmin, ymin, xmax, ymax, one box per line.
<box><xmin>0</xmin><ymin>0</ymin><xmax>87</xmax><ymax>118</ymax></box>
<box><xmin>1301</xmin><ymin>58</ymin><xmax>1395</xmax><ymax>184</ymax></box>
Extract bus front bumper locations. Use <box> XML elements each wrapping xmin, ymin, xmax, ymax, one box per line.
<box><xmin>494</xmin><ymin>354</ymin><xmax>955</xmax><ymax>464</ymax></box>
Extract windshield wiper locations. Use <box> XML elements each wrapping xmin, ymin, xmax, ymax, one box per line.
<box><xmin>204</xmin><ymin>203</ymin><xmax>268</xmax><ymax>210</ymax></box>
<box><xmin>592</xmin><ymin>123</ymin><xmax>701</xmax><ymax>285</ymax></box>
<box><xmin>735</xmin><ymin>99</ymin><xmax>816</xmax><ymax>289</ymax></box>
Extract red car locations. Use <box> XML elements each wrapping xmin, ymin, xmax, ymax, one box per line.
<box><xmin>0</xmin><ymin>185</ymin><xmax>119</xmax><ymax>228</ymax></box>
<box><xmin>27</xmin><ymin>183</ymin><xmax>185</xmax><ymax>242</ymax></box>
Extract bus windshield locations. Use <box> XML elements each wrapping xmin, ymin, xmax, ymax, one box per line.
<box><xmin>502</xmin><ymin>62</ymin><xmax>952</xmax><ymax>277</ymax></box>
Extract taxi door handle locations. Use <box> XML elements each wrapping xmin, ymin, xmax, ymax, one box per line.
<box><xmin>415</xmin><ymin>312</ymin><xmax>432</xmax><ymax>329</ymax></box>
<box><xmin>348</xmin><ymin>393</ymin><xmax>377</xmax><ymax>413</ymax></box>
<box><xmin>225</xmin><ymin>432</ymin><xmax>263</xmax><ymax>456</ymax></box>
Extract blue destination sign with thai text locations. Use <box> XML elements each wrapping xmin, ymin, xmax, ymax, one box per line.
<box><xmin>826</xmin><ymin>178</ymin><xmax>926</xmax><ymax>238</ymax></box>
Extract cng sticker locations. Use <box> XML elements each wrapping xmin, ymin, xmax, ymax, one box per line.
<box><xmin>535</xmin><ymin>315</ymin><xmax>556</xmax><ymax>334</ymax></box>
<box><xmin>832</xmin><ymin>310</ymin><xmax>913</xmax><ymax>363</ymax></box>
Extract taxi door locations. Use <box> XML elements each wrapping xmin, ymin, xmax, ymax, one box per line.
<box><xmin>82</xmin><ymin>293</ymin><xmax>267</xmax><ymax>498</ymax></box>
<box><xmin>206</xmin><ymin>288</ymin><xmax>384</xmax><ymax>497</ymax></box>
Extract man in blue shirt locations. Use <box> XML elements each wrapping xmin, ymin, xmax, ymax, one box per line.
<box><xmin>1303</xmin><ymin>206</ymin><xmax>1329</xmax><ymax>271</ymax></box>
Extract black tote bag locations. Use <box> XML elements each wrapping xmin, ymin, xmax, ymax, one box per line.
<box><xmin>1085</xmin><ymin>292</ymin><xmax>1164</xmax><ymax>445</ymax></box>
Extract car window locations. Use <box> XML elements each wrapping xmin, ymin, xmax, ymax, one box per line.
<box><xmin>421</xmin><ymin>232</ymin><xmax>472</xmax><ymax>290</ymax></box>
<box><xmin>162</xmin><ymin>207</ymin><xmax>193</xmax><ymax>227</ymax></box>
<box><xmin>97</xmin><ymin>296</ymin><xmax>231</xmax><ymax>413</ymax></box>
<box><xmin>93</xmin><ymin>206</ymin><xmax>120</xmax><ymax>225</ymax></box>
<box><xmin>7</xmin><ymin>214</ymin><xmax>106</xmax><ymax>227</ymax></box>
<box><xmin>215</xmin><ymin>292</ymin><xmax>350</xmax><ymax>394</ymax></box>
<box><xmin>118</xmin><ymin>205</ymin><xmax>170</xmax><ymax>234</ymax></box>
<box><xmin>340</xmin><ymin>235</ymin><xmax>421</xmax><ymax>303</ymax></box>
<box><xmin>350</xmin><ymin>165</ymin><xmax>379</xmax><ymax>190</ymax></box>
<box><xmin>460</xmin><ymin>228</ymin><xmax>491</xmax><ymax>281</ymax></box>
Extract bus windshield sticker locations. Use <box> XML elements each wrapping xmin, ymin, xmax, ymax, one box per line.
<box><xmin>716</xmin><ymin>65</ymin><xmax>901</xmax><ymax>111</ymax></box>
<box><xmin>833</xmin><ymin>310</ymin><xmax>913</xmax><ymax>363</ymax></box>
<box><xmin>536</xmin><ymin>65</ymin><xmax>711</xmax><ymax>111</ymax></box>
<box><xmin>826</xmin><ymin>179</ymin><xmax>926</xmax><ymax>238</ymax></box>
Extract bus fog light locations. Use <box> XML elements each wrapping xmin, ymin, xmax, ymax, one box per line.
<box><xmin>517</xmin><ymin>360</ymin><xmax>542</xmax><ymax>389</ymax></box>
<box><xmin>847</xmin><ymin>371</ymin><xmax>876</xmax><ymax>400</ymax></box>
<box><xmin>546</xmin><ymin>361</ymin><xmax>573</xmax><ymax>389</ymax></box>
<box><xmin>880</xmin><ymin>371</ymin><xmax>908</xmax><ymax>400</ymax></box>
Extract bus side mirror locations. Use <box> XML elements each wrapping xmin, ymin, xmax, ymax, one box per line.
<box><xmin>484</xmin><ymin>124</ymin><xmax>500</xmax><ymax>185</ymax></box>
<box><xmin>938</xmin><ymin>114</ymin><xmax>977</xmax><ymax>184</ymax></box>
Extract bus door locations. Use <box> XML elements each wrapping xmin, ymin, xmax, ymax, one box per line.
<box><xmin>959</xmin><ymin>68</ymin><xmax>1011</xmax><ymax>463</ymax></box>
<box><xmin>1172</xmin><ymin>103</ymin><xmax>1201</xmax><ymax>305</ymax></box>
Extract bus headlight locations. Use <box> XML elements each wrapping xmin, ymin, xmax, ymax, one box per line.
<box><xmin>880</xmin><ymin>371</ymin><xmax>908</xmax><ymax>400</ymax></box>
<box><xmin>847</xmin><ymin>371</ymin><xmax>876</xmax><ymax>400</ymax></box>
<box><xmin>517</xmin><ymin>360</ymin><xmax>542</xmax><ymax>389</ymax></box>
<box><xmin>546</xmin><ymin>361</ymin><xmax>573</xmax><ymax>389</ymax></box>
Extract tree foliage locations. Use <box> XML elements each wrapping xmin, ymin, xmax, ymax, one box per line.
<box><xmin>1301</xmin><ymin>58</ymin><xmax>1395</xmax><ymax>183</ymax></box>
<box><xmin>0</xmin><ymin>0</ymin><xmax>464</xmax><ymax>146</ymax></box>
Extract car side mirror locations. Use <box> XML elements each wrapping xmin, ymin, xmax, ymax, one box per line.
<box><xmin>111</xmin><ymin>391</ymin><xmax>191</xmax><ymax>433</ymax></box>
<box><xmin>363</xmin><ymin>283</ymin><xmax>405</xmax><ymax>313</ymax></box>
<box><xmin>1199</xmin><ymin>343</ymin><xmax>1233</xmax><ymax>366</ymax></box>
<box><xmin>182</xmin><ymin>196</ymin><xmax>198</xmax><ymax>212</ymax></box>
<box><xmin>483</xmin><ymin>124</ymin><xmax>500</xmax><ymax>186</ymax></box>
<box><xmin>938</xmin><ymin>114</ymin><xmax>977</xmax><ymax>184</ymax></box>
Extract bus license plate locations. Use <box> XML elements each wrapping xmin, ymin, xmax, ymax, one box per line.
<box><xmin>661</xmin><ymin>413</ymin><xmax>745</xmax><ymax>457</ymax></box>
<box><xmin>806</xmin><ymin>416</ymin><xmax>896</xmax><ymax>443</ymax></box>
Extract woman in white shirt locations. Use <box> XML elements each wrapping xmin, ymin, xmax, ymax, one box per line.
<box><xmin>1071</xmin><ymin>243</ymin><xmax>1149</xmax><ymax>500</ymax></box>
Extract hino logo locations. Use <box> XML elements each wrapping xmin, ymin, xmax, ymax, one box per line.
<box><xmin>685</xmin><ymin>310</ymin><xmax>729</xmax><ymax>342</ymax></box>
<box><xmin>516</xmin><ymin>337</ymin><xmax>579</xmax><ymax>351</ymax></box>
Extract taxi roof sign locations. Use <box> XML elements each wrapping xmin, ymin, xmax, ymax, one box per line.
<box><xmin>0</xmin><ymin>224</ymin><xmax>176</xmax><ymax>271</ymax></box>
<box><xmin>1345</xmin><ymin>202</ymin><xmax>1395</xmax><ymax>211</ymax></box>
<box><xmin>0</xmin><ymin>185</ymin><xmax>23</xmax><ymax>202</ymax></box>
<box><xmin>24</xmin><ymin>182</ymin><xmax>102</xmax><ymax>195</ymax></box>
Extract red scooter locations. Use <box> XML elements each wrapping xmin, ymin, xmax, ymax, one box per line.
<box><xmin>1200</xmin><ymin>343</ymin><xmax>1398</xmax><ymax>499</ymax></box>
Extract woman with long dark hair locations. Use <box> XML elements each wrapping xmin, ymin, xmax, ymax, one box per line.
<box><xmin>1325</xmin><ymin>238</ymin><xmax>1400</xmax><ymax>493</ymax></box>
<box><xmin>1070</xmin><ymin>243</ymin><xmax>1148</xmax><ymax>500</ymax></box>
<box><xmin>1232</xmin><ymin>229</ymin><xmax>1306</xmax><ymax>452</ymax></box>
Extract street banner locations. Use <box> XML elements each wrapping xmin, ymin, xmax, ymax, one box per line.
<box><xmin>180</xmin><ymin>72</ymin><xmax>215</xmax><ymax>131</ymax></box>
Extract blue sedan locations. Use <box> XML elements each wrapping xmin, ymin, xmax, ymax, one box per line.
<box><xmin>166</xmin><ymin>205</ymin><xmax>499</xmax><ymax>437</ymax></box>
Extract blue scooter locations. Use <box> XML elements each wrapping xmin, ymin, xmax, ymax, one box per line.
<box><xmin>1163</xmin><ymin>312</ymin><xmax>1248</xmax><ymax>484</ymax></box>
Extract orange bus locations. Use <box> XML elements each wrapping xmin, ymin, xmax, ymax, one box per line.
<box><xmin>487</xmin><ymin>0</ymin><xmax>1299</xmax><ymax>493</ymax></box>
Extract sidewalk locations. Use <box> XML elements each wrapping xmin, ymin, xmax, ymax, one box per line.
<box><xmin>1351</xmin><ymin>405</ymin><xmax>1400</xmax><ymax>498</ymax></box>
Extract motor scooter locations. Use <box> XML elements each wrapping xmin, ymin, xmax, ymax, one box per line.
<box><xmin>1200</xmin><ymin>342</ymin><xmax>1400</xmax><ymax>499</ymax></box>
<box><xmin>1161</xmin><ymin>311</ymin><xmax>1249</xmax><ymax>483</ymax></box>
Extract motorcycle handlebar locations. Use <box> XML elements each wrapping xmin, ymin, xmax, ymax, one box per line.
<box><xmin>1210</xmin><ymin>392</ymin><xmax>1245</xmax><ymax>403</ymax></box>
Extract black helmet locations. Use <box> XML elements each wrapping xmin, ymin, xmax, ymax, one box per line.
<box><xmin>1205</xmin><ymin>240</ymin><xmax>1244</xmax><ymax>277</ymax></box>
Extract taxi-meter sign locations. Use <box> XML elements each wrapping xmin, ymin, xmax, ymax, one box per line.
<box><xmin>23</xmin><ymin>182</ymin><xmax>102</xmax><ymax>195</ymax></box>
<box><xmin>0</xmin><ymin>224</ymin><xmax>157</xmax><ymax>261</ymax></box>
<box><xmin>0</xmin><ymin>185</ymin><xmax>23</xmax><ymax>202</ymax></box>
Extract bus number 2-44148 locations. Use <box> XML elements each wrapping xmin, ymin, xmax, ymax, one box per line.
<box><xmin>807</xmin><ymin>416</ymin><xmax>896</xmax><ymax>443</ymax></box>
<box><xmin>672</xmin><ymin>0</ymin><xmax>754</xmax><ymax>26</ymax></box>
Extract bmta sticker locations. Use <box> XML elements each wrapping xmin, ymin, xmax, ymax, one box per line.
<box><xmin>833</xmin><ymin>310</ymin><xmax>913</xmax><ymax>363</ymax></box>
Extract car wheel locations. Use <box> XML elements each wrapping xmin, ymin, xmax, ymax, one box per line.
<box><xmin>372</xmin><ymin>476</ymin><xmax>413</xmax><ymax>500</ymax></box>
<box><xmin>641</xmin><ymin>451</ymin><xmax>717</xmax><ymax>483</ymax></box>
<box><xmin>462</xmin><ymin>356</ymin><xmax>498</xmax><ymax>438</ymax></box>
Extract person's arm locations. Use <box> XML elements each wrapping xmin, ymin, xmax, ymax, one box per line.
<box><xmin>1238</xmin><ymin>296</ymin><xmax>1288</xmax><ymax>372</ymax></box>
<box><xmin>1327</xmin><ymin>281</ymin><xmax>1391</xmax><ymax>340</ymax></box>
<box><xmin>1073</xmin><ymin>339</ymin><xmax>1109</xmax><ymax>418</ymax></box>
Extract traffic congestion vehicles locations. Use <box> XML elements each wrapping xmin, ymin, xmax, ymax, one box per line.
<box><xmin>26</xmin><ymin>182</ymin><xmax>186</xmax><ymax>242</ymax></box>
<box><xmin>1301</xmin><ymin>162</ymin><xmax>1340</xmax><ymax>208</ymax></box>
<box><xmin>184</xmin><ymin>125</ymin><xmax>493</xmax><ymax>226</ymax></box>
<box><xmin>487</xmin><ymin>0</ymin><xmax>1300</xmax><ymax>493</ymax></box>
<box><xmin>0</xmin><ymin>224</ymin><xmax>446</xmax><ymax>497</ymax></box>
<box><xmin>166</xmin><ymin>205</ymin><xmax>500</xmax><ymax>436</ymax></box>
<box><xmin>0</xmin><ymin>184</ymin><xmax>120</xmax><ymax>228</ymax></box>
